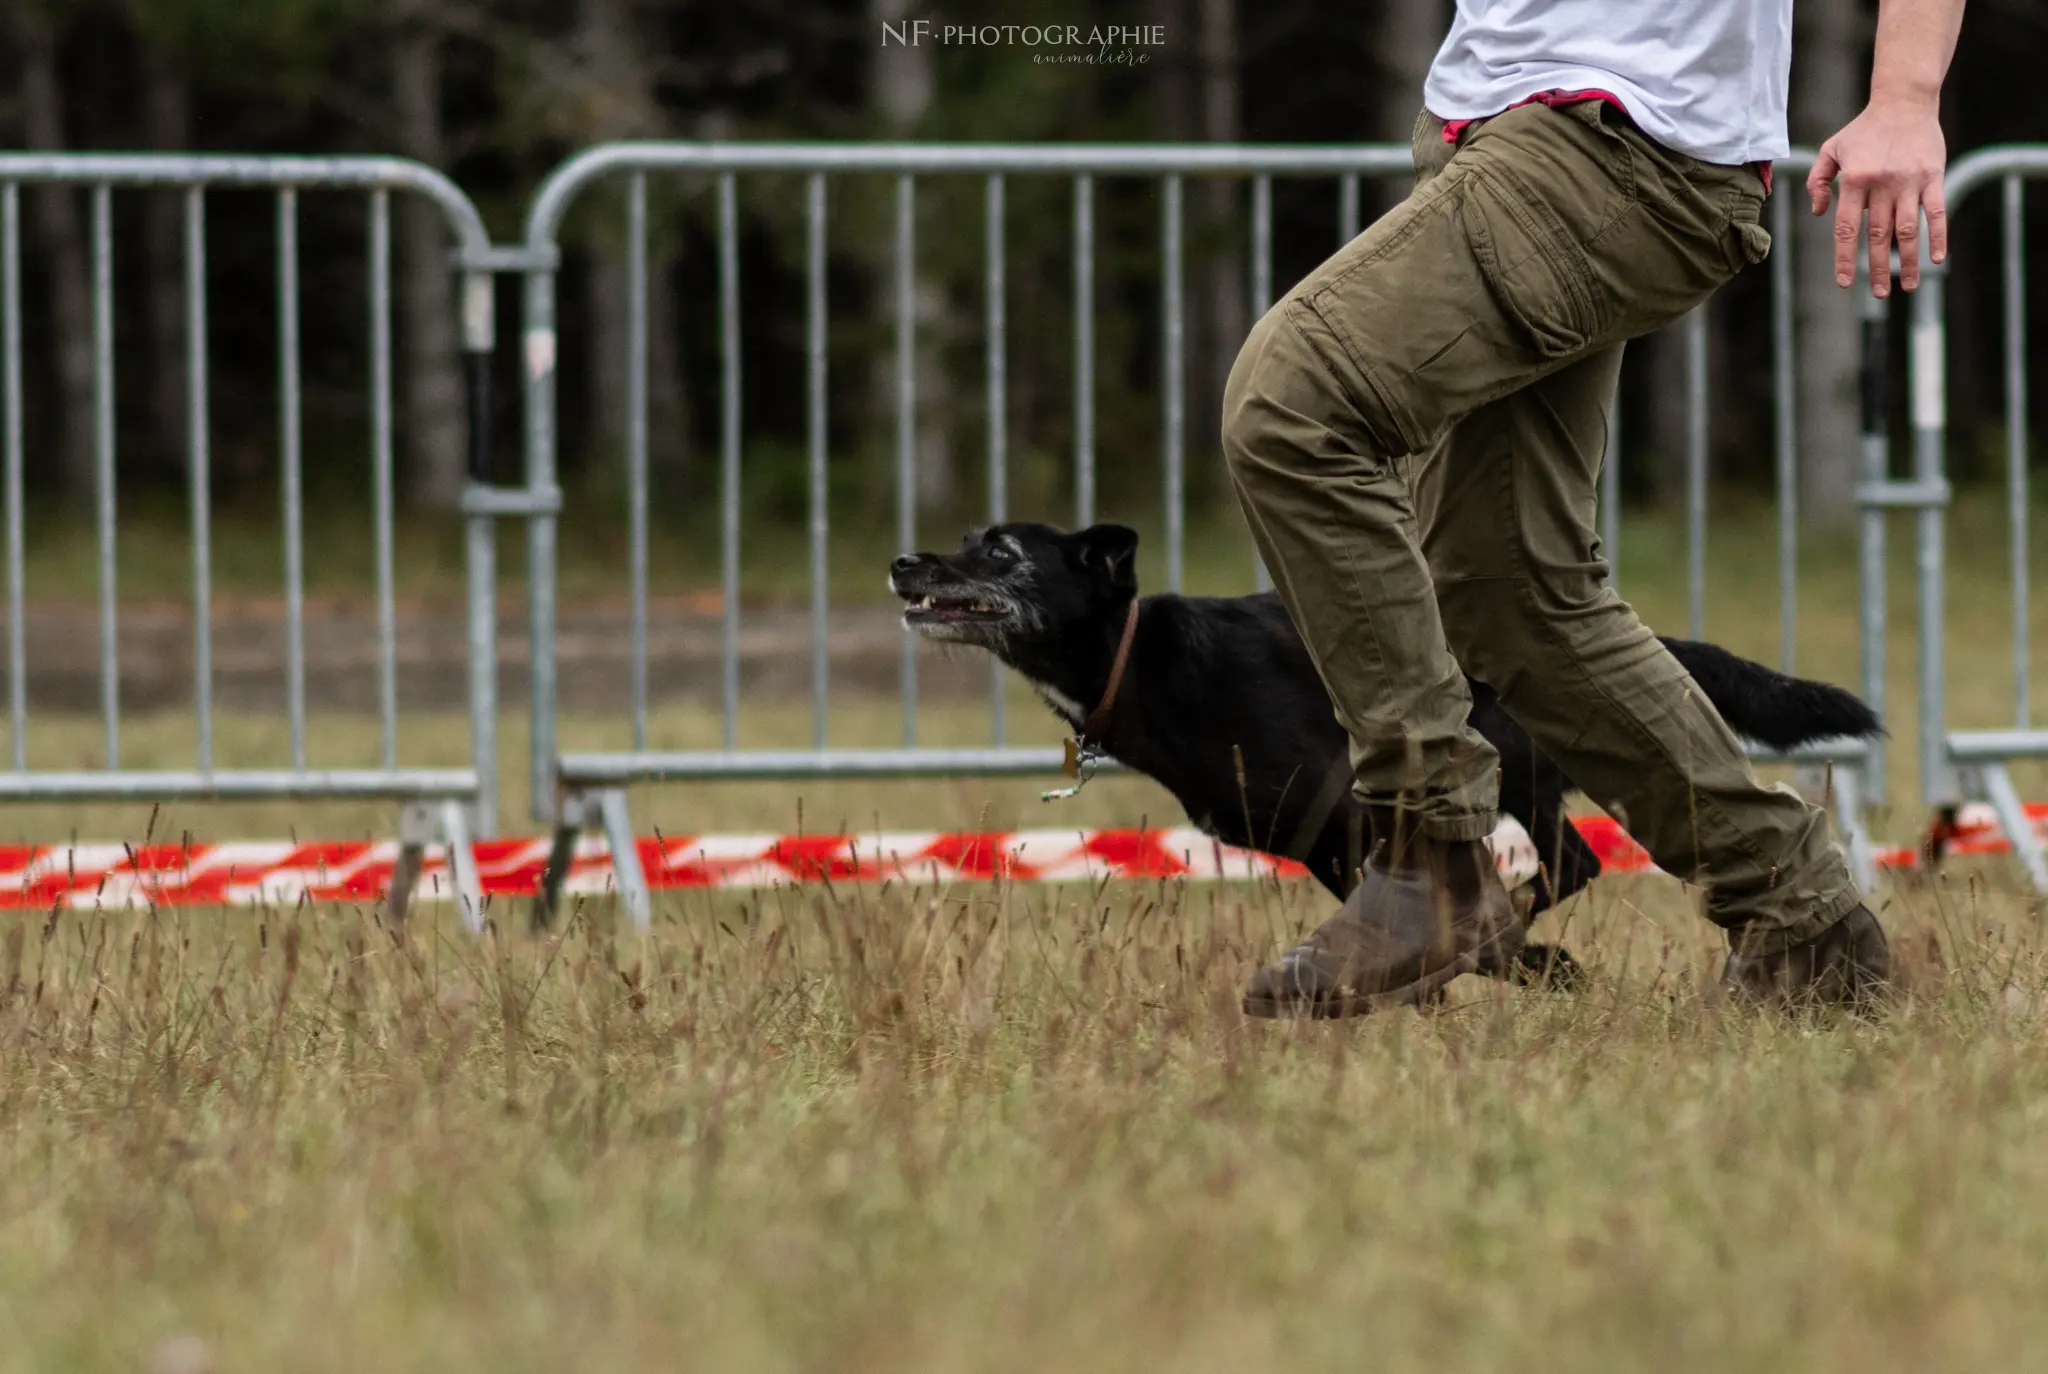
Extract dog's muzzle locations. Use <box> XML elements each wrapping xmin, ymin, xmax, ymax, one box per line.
<box><xmin>890</xmin><ymin>558</ymin><xmax>1018</xmax><ymax>636</ymax></box>
<box><xmin>896</xmin><ymin>588</ymin><xmax>1014</xmax><ymax>630</ymax></box>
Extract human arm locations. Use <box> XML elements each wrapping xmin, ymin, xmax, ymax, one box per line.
<box><xmin>1807</xmin><ymin>0</ymin><xmax>1967</xmax><ymax>296</ymax></box>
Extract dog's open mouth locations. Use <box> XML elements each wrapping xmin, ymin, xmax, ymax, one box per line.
<box><xmin>899</xmin><ymin>591</ymin><xmax>1009</xmax><ymax>625</ymax></box>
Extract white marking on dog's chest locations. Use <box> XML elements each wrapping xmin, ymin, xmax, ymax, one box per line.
<box><xmin>1030</xmin><ymin>680</ymin><xmax>1088</xmax><ymax>728</ymax></box>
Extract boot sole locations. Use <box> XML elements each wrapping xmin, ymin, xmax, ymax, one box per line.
<box><xmin>1240</xmin><ymin>927</ymin><xmax>1525</xmax><ymax>1021</ymax></box>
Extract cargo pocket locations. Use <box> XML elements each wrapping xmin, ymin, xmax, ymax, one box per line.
<box><xmin>1724</xmin><ymin>187</ymin><xmax>1774</xmax><ymax>271</ymax></box>
<box><xmin>1462</xmin><ymin>162</ymin><xmax>1613</xmax><ymax>359</ymax></box>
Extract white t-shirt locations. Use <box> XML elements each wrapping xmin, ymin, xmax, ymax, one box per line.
<box><xmin>1422</xmin><ymin>0</ymin><xmax>1793</xmax><ymax>165</ymax></box>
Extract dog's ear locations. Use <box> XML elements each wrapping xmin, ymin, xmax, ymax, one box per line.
<box><xmin>1071</xmin><ymin>524</ymin><xmax>1139</xmax><ymax>590</ymax></box>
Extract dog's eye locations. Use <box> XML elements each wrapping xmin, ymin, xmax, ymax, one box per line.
<box><xmin>987</xmin><ymin>543</ymin><xmax>1015</xmax><ymax>563</ymax></box>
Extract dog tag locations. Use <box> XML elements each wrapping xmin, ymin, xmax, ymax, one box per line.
<box><xmin>1043</xmin><ymin>738</ymin><xmax>1099</xmax><ymax>802</ymax></box>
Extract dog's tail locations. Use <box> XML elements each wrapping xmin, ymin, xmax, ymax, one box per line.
<box><xmin>1661</xmin><ymin>637</ymin><xmax>1883</xmax><ymax>751</ymax></box>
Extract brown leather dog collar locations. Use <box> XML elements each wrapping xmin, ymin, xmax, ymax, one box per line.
<box><xmin>1081</xmin><ymin>599</ymin><xmax>1140</xmax><ymax>743</ymax></box>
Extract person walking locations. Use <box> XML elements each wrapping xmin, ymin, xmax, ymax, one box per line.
<box><xmin>1223</xmin><ymin>0</ymin><xmax>1963</xmax><ymax>1016</ymax></box>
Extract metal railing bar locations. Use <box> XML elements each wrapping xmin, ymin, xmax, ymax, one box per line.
<box><xmin>627</xmin><ymin>173</ymin><xmax>650</xmax><ymax>751</ymax></box>
<box><xmin>277</xmin><ymin>189</ymin><xmax>306</xmax><ymax>770</ymax></box>
<box><xmin>92</xmin><ymin>184</ymin><xmax>118</xmax><ymax>769</ymax></box>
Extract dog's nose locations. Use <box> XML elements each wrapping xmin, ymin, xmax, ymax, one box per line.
<box><xmin>891</xmin><ymin>554</ymin><xmax>922</xmax><ymax>576</ymax></box>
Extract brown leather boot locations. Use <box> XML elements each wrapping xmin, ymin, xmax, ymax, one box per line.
<box><xmin>1242</xmin><ymin>807</ymin><xmax>1522</xmax><ymax>1018</ymax></box>
<box><xmin>1718</xmin><ymin>904</ymin><xmax>1893</xmax><ymax>1012</ymax></box>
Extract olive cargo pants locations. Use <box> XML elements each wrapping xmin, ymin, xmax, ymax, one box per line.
<box><xmin>1222</xmin><ymin>100</ymin><xmax>1861</xmax><ymax>950</ymax></box>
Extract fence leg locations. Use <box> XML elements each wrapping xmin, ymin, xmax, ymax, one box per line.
<box><xmin>438</xmin><ymin>797</ymin><xmax>483</xmax><ymax>933</ymax></box>
<box><xmin>387</xmin><ymin>800</ymin><xmax>435</xmax><ymax>928</ymax></box>
<box><xmin>534</xmin><ymin>790</ymin><xmax>587</xmax><ymax>931</ymax></box>
<box><xmin>1981</xmin><ymin>764</ymin><xmax>2048</xmax><ymax>893</ymax></box>
<box><xmin>596</xmin><ymin>787</ymin><xmax>652</xmax><ymax>930</ymax></box>
<box><xmin>1793</xmin><ymin>762</ymin><xmax>1823</xmax><ymax>805</ymax></box>
<box><xmin>1832</xmin><ymin>766</ymin><xmax>1878</xmax><ymax>897</ymax></box>
<box><xmin>388</xmin><ymin>800</ymin><xmax>482</xmax><ymax>930</ymax></box>
<box><xmin>1799</xmin><ymin>762</ymin><xmax>1878</xmax><ymax>897</ymax></box>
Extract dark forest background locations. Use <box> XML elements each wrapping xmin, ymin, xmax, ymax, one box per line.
<box><xmin>3</xmin><ymin>0</ymin><xmax>2046</xmax><ymax>567</ymax></box>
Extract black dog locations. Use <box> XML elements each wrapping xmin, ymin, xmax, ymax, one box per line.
<box><xmin>890</xmin><ymin>522</ymin><xmax>1883</xmax><ymax>987</ymax></box>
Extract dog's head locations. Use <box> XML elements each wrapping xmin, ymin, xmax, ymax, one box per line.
<box><xmin>888</xmin><ymin>522</ymin><xmax>1138</xmax><ymax>652</ymax></box>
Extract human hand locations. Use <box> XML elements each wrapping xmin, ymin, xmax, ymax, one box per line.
<box><xmin>1808</xmin><ymin>97</ymin><xmax>1948</xmax><ymax>296</ymax></box>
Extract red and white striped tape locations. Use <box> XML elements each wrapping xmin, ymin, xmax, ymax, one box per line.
<box><xmin>0</xmin><ymin>803</ymin><xmax>2034</xmax><ymax>910</ymax></box>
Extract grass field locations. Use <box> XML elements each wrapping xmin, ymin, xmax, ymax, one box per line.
<box><xmin>1</xmin><ymin>864</ymin><xmax>2045</xmax><ymax>1373</ymax></box>
<box><xmin>0</xmin><ymin>497</ymin><xmax>2046</xmax><ymax>1370</ymax></box>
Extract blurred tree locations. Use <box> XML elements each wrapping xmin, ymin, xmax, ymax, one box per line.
<box><xmin>128</xmin><ymin>2</ymin><xmax>199</xmax><ymax>483</ymax></box>
<box><xmin>871</xmin><ymin>0</ymin><xmax>957</xmax><ymax>513</ymax></box>
<box><xmin>1195</xmin><ymin>0</ymin><xmax>1244</xmax><ymax>487</ymax></box>
<box><xmin>564</xmin><ymin>0</ymin><xmax>689</xmax><ymax>492</ymax></box>
<box><xmin>1375</xmin><ymin>0</ymin><xmax>1443</xmax><ymax>192</ymax></box>
<box><xmin>1793</xmin><ymin>0</ymin><xmax>1871</xmax><ymax>524</ymax></box>
<box><xmin>8</xmin><ymin>0</ymin><xmax>95</xmax><ymax>507</ymax></box>
<box><xmin>388</xmin><ymin>0</ymin><xmax>467</xmax><ymax>509</ymax></box>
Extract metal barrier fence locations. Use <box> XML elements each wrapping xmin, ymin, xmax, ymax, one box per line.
<box><xmin>1932</xmin><ymin>147</ymin><xmax>2048</xmax><ymax>889</ymax></box>
<box><xmin>5</xmin><ymin>142</ymin><xmax>1997</xmax><ymax>923</ymax></box>
<box><xmin>516</xmin><ymin>142</ymin><xmax>1893</xmax><ymax>925</ymax></box>
<box><xmin>0</xmin><ymin>154</ymin><xmax>536</xmax><ymax>928</ymax></box>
